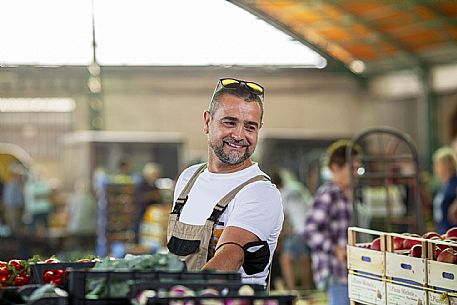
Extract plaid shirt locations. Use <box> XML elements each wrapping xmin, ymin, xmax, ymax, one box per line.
<box><xmin>304</xmin><ymin>182</ymin><xmax>352</xmax><ymax>289</ymax></box>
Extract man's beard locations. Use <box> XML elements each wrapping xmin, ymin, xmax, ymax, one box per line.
<box><xmin>209</xmin><ymin>136</ymin><xmax>252</xmax><ymax>166</ymax></box>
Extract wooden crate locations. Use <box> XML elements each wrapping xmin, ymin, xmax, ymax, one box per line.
<box><xmin>385</xmin><ymin>252</ymin><xmax>427</xmax><ymax>283</ymax></box>
<box><xmin>427</xmin><ymin>238</ymin><xmax>457</xmax><ymax>304</ymax></box>
<box><xmin>385</xmin><ymin>282</ymin><xmax>427</xmax><ymax>305</ymax></box>
<box><xmin>428</xmin><ymin>291</ymin><xmax>457</xmax><ymax>305</ymax></box>
<box><xmin>348</xmin><ymin>227</ymin><xmax>386</xmax><ymax>276</ymax></box>
<box><xmin>348</xmin><ymin>227</ymin><xmax>388</xmax><ymax>305</ymax></box>
<box><xmin>428</xmin><ymin>260</ymin><xmax>457</xmax><ymax>291</ymax></box>
<box><xmin>349</xmin><ymin>273</ymin><xmax>386</xmax><ymax>305</ymax></box>
<box><xmin>348</xmin><ymin>245</ymin><xmax>386</xmax><ymax>275</ymax></box>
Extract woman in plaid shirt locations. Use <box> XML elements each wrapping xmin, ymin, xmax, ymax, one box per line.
<box><xmin>304</xmin><ymin>140</ymin><xmax>359</xmax><ymax>305</ymax></box>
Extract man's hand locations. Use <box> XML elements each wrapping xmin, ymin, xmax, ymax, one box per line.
<box><xmin>202</xmin><ymin>226</ymin><xmax>258</xmax><ymax>271</ymax></box>
<box><xmin>335</xmin><ymin>245</ymin><xmax>347</xmax><ymax>265</ymax></box>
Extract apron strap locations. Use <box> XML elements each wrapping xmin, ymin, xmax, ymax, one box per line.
<box><xmin>172</xmin><ymin>163</ymin><xmax>207</xmax><ymax>214</ymax></box>
<box><xmin>208</xmin><ymin>175</ymin><xmax>270</xmax><ymax>222</ymax></box>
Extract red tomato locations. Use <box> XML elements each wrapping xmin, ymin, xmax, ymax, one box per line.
<box><xmin>14</xmin><ymin>276</ymin><xmax>27</xmax><ymax>286</ymax></box>
<box><xmin>20</xmin><ymin>271</ymin><xmax>31</xmax><ymax>284</ymax></box>
<box><xmin>45</xmin><ymin>258</ymin><xmax>60</xmax><ymax>263</ymax></box>
<box><xmin>0</xmin><ymin>261</ymin><xmax>7</xmax><ymax>268</ymax></box>
<box><xmin>50</xmin><ymin>277</ymin><xmax>63</xmax><ymax>285</ymax></box>
<box><xmin>43</xmin><ymin>270</ymin><xmax>54</xmax><ymax>283</ymax></box>
<box><xmin>8</xmin><ymin>260</ymin><xmax>23</xmax><ymax>271</ymax></box>
<box><xmin>0</xmin><ymin>267</ymin><xmax>10</xmax><ymax>276</ymax></box>
<box><xmin>53</xmin><ymin>269</ymin><xmax>64</xmax><ymax>277</ymax></box>
<box><xmin>0</xmin><ymin>275</ymin><xmax>8</xmax><ymax>284</ymax></box>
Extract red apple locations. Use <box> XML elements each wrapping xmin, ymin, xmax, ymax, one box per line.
<box><xmin>371</xmin><ymin>237</ymin><xmax>381</xmax><ymax>251</ymax></box>
<box><xmin>443</xmin><ymin>238</ymin><xmax>457</xmax><ymax>251</ymax></box>
<box><xmin>437</xmin><ymin>248</ymin><xmax>457</xmax><ymax>264</ymax></box>
<box><xmin>446</xmin><ymin>227</ymin><xmax>457</xmax><ymax>239</ymax></box>
<box><xmin>409</xmin><ymin>244</ymin><xmax>423</xmax><ymax>258</ymax></box>
<box><xmin>393</xmin><ymin>236</ymin><xmax>405</xmax><ymax>250</ymax></box>
<box><xmin>435</xmin><ymin>245</ymin><xmax>450</xmax><ymax>258</ymax></box>
<box><xmin>423</xmin><ymin>232</ymin><xmax>442</xmax><ymax>240</ymax></box>
<box><xmin>403</xmin><ymin>236</ymin><xmax>422</xmax><ymax>250</ymax></box>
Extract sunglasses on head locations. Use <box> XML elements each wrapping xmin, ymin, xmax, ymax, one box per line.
<box><xmin>218</xmin><ymin>78</ymin><xmax>264</xmax><ymax>96</ymax></box>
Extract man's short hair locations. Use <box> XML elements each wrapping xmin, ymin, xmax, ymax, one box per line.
<box><xmin>327</xmin><ymin>140</ymin><xmax>360</xmax><ymax>168</ymax></box>
<box><xmin>209</xmin><ymin>86</ymin><xmax>264</xmax><ymax>121</ymax></box>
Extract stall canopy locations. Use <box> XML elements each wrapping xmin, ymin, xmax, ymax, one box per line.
<box><xmin>229</xmin><ymin>1</ymin><xmax>457</xmax><ymax>77</ymax></box>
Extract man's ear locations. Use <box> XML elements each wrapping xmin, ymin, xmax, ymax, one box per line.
<box><xmin>203</xmin><ymin>111</ymin><xmax>211</xmax><ymax>134</ymax></box>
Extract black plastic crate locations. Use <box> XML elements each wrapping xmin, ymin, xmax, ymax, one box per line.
<box><xmin>0</xmin><ymin>284</ymin><xmax>69</xmax><ymax>305</ymax></box>
<box><xmin>145</xmin><ymin>294</ymin><xmax>297</xmax><ymax>305</ymax></box>
<box><xmin>130</xmin><ymin>281</ymin><xmax>265</xmax><ymax>300</ymax></box>
<box><xmin>67</xmin><ymin>270</ymin><xmax>243</xmax><ymax>305</ymax></box>
<box><xmin>69</xmin><ymin>298</ymin><xmax>130</xmax><ymax>305</ymax></box>
<box><xmin>30</xmin><ymin>296</ymin><xmax>68</xmax><ymax>305</ymax></box>
<box><xmin>30</xmin><ymin>262</ymin><xmax>96</xmax><ymax>285</ymax></box>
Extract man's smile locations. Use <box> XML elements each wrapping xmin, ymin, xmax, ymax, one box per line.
<box><xmin>225</xmin><ymin>141</ymin><xmax>244</xmax><ymax>149</ymax></box>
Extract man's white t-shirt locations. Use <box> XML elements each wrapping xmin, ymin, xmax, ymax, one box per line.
<box><xmin>173</xmin><ymin>163</ymin><xmax>284</xmax><ymax>286</ymax></box>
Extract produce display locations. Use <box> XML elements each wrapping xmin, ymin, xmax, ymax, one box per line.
<box><xmin>0</xmin><ymin>260</ymin><xmax>31</xmax><ymax>287</ymax></box>
<box><xmin>348</xmin><ymin>226</ymin><xmax>457</xmax><ymax>305</ymax></box>
<box><xmin>0</xmin><ymin>253</ymin><xmax>295</xmax><ymax>305</ymax></box>
<box><xmin>361</xmin><ymin>227</ymin><xmax>457</xmax><ymax>262</ymax></box>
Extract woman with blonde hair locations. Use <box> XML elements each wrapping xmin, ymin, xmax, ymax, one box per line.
<box><xmin>432</xmin><ymin>146</ymin><xmax>457</xmax><ymax>234</ymax></box>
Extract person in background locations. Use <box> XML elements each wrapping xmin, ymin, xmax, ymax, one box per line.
<box><xmin>24</xmin><ymin>168</ymin><xmax>52</xmax><ymax>236</ymax></box>
<box><xmin>134</xmin><ymin>162</ymin><xmax>163</xmax><ymax>243</ymax></box>
<box><xmin>446</xmin><ymin>104</ymin><xmax>457</xmax><ymax>224</ymax></box>
<box><xmin>271</xmin><ymin>169</ymin><xmax>313</xmax><ymax>291</ymax></box>
<box><xmin>167</xmin><ymin>77</ymin><xmax>283</xmax><ymax>288</ymax></box>
<box><xmin>113</xmin><ymin>159</ymin><xmax>141</xmax><ymax>184</ymax></box>
<box><xmin>432</xmin><ymin>147</ymin><xmax>457</xmax><ymax>234</ymax></box>
<box><xmin>304</xmin><ymin>140</ymin><xmax>360</xmax><ymax>305</ymax></box>
<box><xmin>67</xmin><ymin>180</ymin><xmax>96</xmax><ymax>234</ymax></box>
<box><xmin>2</xmin><ymin>164</ymin><xmax>25</xmax><ymax>233</ymax></box>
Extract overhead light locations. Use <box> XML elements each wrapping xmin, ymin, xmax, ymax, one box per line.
<box><xmin>349</xmin><ymin>60</ymin><xmax>366</xmax><ymax>74</ymax></box>
<box><xmin>0</xmin><ymin>98</ymin><xmax>75</xmax><ymax>112</ymax></box>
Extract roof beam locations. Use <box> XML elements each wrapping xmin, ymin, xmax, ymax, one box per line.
<box><xmin>414</xmin><ymin>3</ymin><xmax>457</xmax><ymax>47</ymax></box>
<box><xmin>327</xmin><ymin>1</ymin><xmax>426</xmax><ymax>68</ymax></box>
<box><xmin>226</xmin><ymin>0</ymin><xmax>367</xmax><ymax>81</ymax></box>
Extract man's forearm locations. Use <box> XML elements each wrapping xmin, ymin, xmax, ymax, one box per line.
<box><xmin>202</xmin><ymin>244</ymin><xmax>244</xmax><ymax>271</ymax></box>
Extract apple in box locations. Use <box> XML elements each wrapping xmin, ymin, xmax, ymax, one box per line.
<box><xmin>371</xmin><ymin>237</ymin><xmax>381</xmax><ymax>251</ymax></box>
<box><xmin>423</xmin><ymin>231</ymin><xmax>442</xmax><ymax>240</ymax></box>
<box><xmin>446</xmin><ymin>227</ymin><xmax>457</xmax><ymax>239</ymax></box>
<box><xmin>437</xmin><ymin>248</ymin><xmax>457</xmax><ymax>264</ymax></box>
<box><xmin>393</xmin><ymin>236</ymin><xmax>405</xmax><ymax>250</ymax></box>
<box><xmin>409</xmin><ymin>244</ymin><xmax>422</xmax><ymax>258</ymax></box>
<box><xmin>402</xmin><ymin>233</ymin><xmax>422</xmax><ymax>249</ymax></box>
<box><xmin>435</xmin><ymin>244</ymin><xmax>450</xmax><ymax>258</ymax></box>
<box><xmin>443</xmin><ymin>238</ymin><xmax>457</xmax><ymax>251</ymax></box>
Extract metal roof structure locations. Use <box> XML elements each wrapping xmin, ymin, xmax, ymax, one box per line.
<box><xmin>229</xmin><ymin>0</ymin><xmax>457</xmax><ymax>78</ymax></box>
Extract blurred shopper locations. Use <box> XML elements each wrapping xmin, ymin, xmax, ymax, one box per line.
<box><xmin>134</xmin><ymin>162</ymin><xmax>163</xmax><ymax>243</ymax></box>
<box><xmin>304</xmin><ymin>140</ymin><xmax>359</xmax><ymax>305</ymax></box>
<box><xmin>432</xmin><ymin>147</ymin><xmax>457</xmax><ymax>234</ymax></box>
<box><xmin>67</xmin><ymin>180</ymin><xmax>96</xmax><ymax>233</ymax></box>
<box><xmin>167</xmin><ymin>78</ymin><xmax>283</xmax><ymax>287</ymax></box>
<box><xmin>24</xmin><ymin>168</ymin><xmax>52</xmax><ymax>235</ymax></box>
<box><xmin>2</xmin><ymin>164</ymin><xmax>25</xmax><ymax>233</ymax></box>
<box><xmin>272</xmin><ymin>169</ymin><xmax>313</xmax><ymax>291</ymax></box>
<box><xmin>447</xmin><ymin>106</ymin><xmax>457</xmax><ymax>224</ymax></box>
<box><xmin>113</xmin><ymin>159</ymin><xmax>141</xmax><ymax>184</ymax></box>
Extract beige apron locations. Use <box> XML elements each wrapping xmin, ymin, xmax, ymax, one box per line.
<box><xmin>167</xmin><ymin>163</ymin><xmax>268</xmax><ymax>271</ymax></box>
